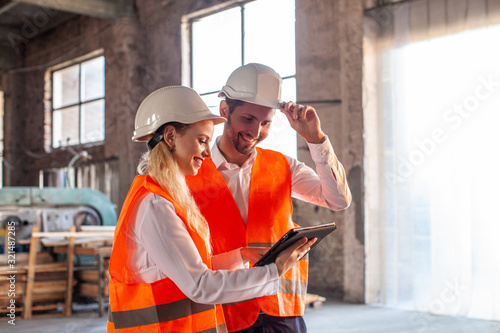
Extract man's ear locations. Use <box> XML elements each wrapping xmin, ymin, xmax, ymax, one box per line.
<box><xmin>220</xmin><ymin>100</ymin><xmax>229</xmax><ymax>119</ymax></box>
<box><xmin>163</xmin><ymin>125</ymin><xmax>176</xmax><ymax>150</ymax></box>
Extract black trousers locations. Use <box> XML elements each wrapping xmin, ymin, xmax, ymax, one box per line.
<box><xmin>234</xmin><ymin>312</ymin><xmax>307</xmax><ymax>333</ymax></box>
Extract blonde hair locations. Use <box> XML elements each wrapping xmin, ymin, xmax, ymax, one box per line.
<box><xmin>137</xmin><ymin>136</ymin><xmax>212</xmax><ymax>254</ymax></box>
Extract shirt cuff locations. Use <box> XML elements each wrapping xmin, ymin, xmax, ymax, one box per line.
<box><xmin>211</xmin><ymin>248</ymin><xmax>247</xmax><ymax>271</ymax></box>
<box><xmin>266</xmin><ymin>264</ymin><xmax>280</xmax><ymax>295</ymax></box>
<box><xmin>308</xmin><ymin>135</ymin><xmax>334</xmax><ymax>164</ymax></box>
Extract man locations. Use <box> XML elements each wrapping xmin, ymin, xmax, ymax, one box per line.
<box><xmin>186</xmin><ymin>63</ymin><xmax>351</xmax><ymax>332</ymax></box>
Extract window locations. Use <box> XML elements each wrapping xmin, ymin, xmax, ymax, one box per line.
<box><xmin>51</xmin><ymin>56</ymin><xmax>105</xmax><ymax>148</ymax></box>
<box><xmin>185</xmin><ymin>0</ymin><xmax>297</xmax><ymax>158</ymax></box>
<box><xmin>364</xmin><ymin>11</ymin><xmax>500</xmax><ymax>321</ymax></box>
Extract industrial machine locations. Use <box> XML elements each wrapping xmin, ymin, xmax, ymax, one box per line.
<box><xmin>0</xmin><ymin>187</ymin><xmax>117</xmax><ymax>248</ymax></box>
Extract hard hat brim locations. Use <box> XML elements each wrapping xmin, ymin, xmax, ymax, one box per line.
<box><xmin>132</xmin><ymin>113</ymin><xmax>226</xmax><ymax>142</ymax></box>
<box><xmin>218</xmin><ymin>90</ymin><xmax>282</xmax><ymax>110</ymax></box>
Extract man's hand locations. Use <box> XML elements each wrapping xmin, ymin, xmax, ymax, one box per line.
<box><xmin>280</xmin><ymin>101</ymin><xmax>326</xmax><ymax>144</ymax></box>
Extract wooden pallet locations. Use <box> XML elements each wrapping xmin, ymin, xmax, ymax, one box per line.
<box><xmin>0</xmin><ymin>241</ymin><xmax>68</xmax><ymax>320</ymax></box>
<box><xmin>23</xmin><ymin>226</ymin><xmax>74</xmax><ymax>319</ymax></box>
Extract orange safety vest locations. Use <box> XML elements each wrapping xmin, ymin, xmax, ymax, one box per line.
<box><xmin>107</xmin><ymin>175</ymin><xmax>227</xmax><ymax>333</ymax></box>
<box><xmin>186</xmin><ymin>148</ymin><xmax>308</xmax><ymax>332</ymax></box>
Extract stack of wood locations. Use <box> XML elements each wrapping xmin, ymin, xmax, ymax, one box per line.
<box><xmin>0</xmin><ymin>251</ymin><xmax>68</xmax><ymax>318</ymax></box>
<box><xmin>75</xmin><ymin>263</ymin><xmax>109</xmax><ymax>298</ymax></box>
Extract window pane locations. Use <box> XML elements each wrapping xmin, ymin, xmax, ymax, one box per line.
<box><xmin>81</xmin><ymin>99</ymin><xmax>105</xmax><ymax>144</ymax></box>
<box><xmin>53</xmin><ymin>106</ymin><xmax>79</xmax><ymax>148</ymax></box>
<box><xmin>244</xmin><ymin>0</ymin><xmax>296</xmax><ymax>77</ymax></box>
<box><xmin>192</xmin><ymin>7</ymin><xmax>242</xmax><ymax>93</ymax></box>
<box><xmin>81</xmin><ymin>57</ymin><xmax>105</xmax><ymax>102</ymax></box>
<box><xmin>53</xmin><ymin>65</ymin><xmax>79</xmax><ymax>109</ymax></box>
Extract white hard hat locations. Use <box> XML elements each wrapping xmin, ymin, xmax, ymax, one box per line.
<box><xmin>132</xmin><ymin>86</ymin><xmax>226</xmax><ymax>142</ymax></box>
<box><xmin>218</xmin><ymin>63</ymin><xmax>282</xmax><ymax>109</ymax></box>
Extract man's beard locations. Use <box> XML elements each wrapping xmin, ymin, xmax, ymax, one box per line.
<box><xmin>227</xmin><ymin>115</ymin><xmax>260</xmax><ymax>155</ymax></box>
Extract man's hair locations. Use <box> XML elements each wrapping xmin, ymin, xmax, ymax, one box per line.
<box><xmin>225</xmin><ymin>98</ymin><xmax>245</xmax><ymax>115</ymax></box>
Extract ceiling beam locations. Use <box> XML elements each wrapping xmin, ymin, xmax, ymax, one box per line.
<box><xmin>14</xmin><ymin>0</ymin><xmax>134</xmax><ymax>19</ymax></box>
<box><xmin>0</xmin><ymin>0</ymin><xmax>17</xmax><ymax>15</ymax></box>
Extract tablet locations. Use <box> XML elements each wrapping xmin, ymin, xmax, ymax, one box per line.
<box><xmin>253</xmin><ymin>222</ymin><xmax>337</xmax><ymax>267</ymax></box>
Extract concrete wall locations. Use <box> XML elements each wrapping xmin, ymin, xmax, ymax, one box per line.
<box><xmin>295</xmin><ymin>0</ymin><xmax>365</xmax><ymax>302</ymax></box>
<box><xmin>1</xmin><ymin>0</ymin><xmax>366</xmax><ymax>302</ymax></box>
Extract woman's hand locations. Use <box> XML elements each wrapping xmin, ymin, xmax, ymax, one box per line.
<box><xmin>275</xmin><ymin>237</ymin><xmax>317</xmax><ymax>276</ymax></box>
<box><xmin>240</xmin><ymin>247</ymin><xmax>270</xmax><ymax>265</ymax></box>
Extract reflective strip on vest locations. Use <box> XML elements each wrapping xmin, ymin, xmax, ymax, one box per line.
<box><xmin>108</xmin><ymin>299</ymin><xmax>214</xmax><ymax>329</ymax></box>
<box><xmin>278</xmin><ymin>278</ymin><xmax>307</xmax><ymax>297</ymax></box>
<box><xmin>200</xmin><ymin>324</ymin><xmax>229</xmax><ymax>333</ymax></box>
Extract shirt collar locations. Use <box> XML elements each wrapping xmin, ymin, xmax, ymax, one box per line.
<box><xmin>211</xmin><ymin>136</ymin><xmax>257</xmax><ymax>169</ymax></box>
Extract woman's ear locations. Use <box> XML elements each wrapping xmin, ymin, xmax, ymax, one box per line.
<box><xmin>163</xmin><ymin>125</ymin><xmax>176</xmax><ymax>151</ymax></box>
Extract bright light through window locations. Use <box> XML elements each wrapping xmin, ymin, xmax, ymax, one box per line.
<box><xmin>190</xmin><ymin>0</ymin><xmax>297</xmax><ymax>158</ymax></box>
<box><xmin>51</xmin><ymin>56</ymin><xmax>105</xmax><ymax>148</ymax></box>
<box><xmin>381</xmin><ymin>24</ymin><xmax>500</xmax><ymax>319</ymax></box>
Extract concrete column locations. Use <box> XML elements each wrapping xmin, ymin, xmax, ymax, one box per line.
<box><xmin>295</xmin><ymin>0</ymin><xmax>365</xmax><ymax>302</ymax></box>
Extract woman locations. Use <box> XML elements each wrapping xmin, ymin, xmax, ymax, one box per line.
<box><xmin>107</xmin><ymin>86</ymin><xmax>315</xmax><ymax>332</ymax></box>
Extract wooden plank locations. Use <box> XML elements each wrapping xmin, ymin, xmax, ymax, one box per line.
<box><xmin>0</xmin><ymin>251</ymin><xmax>53</xmax><ymax>265</ymax></box>
<box><xmin>0</xmin><ymin>306</ymin><xmax>24</xmax><ymax>312</ymax></box>
<box><xmin>75</xmin><ymin>269</ymin><xmax>110</xmax><ymax>283</ymax></box>
<box><xmin>53</xmin><ymin>244</ymin><xmax>112</xmax><ymax>255</ymax></box>
<box><xmin>33</xmin><ymin>231</ymin><xmax>114</xmax><ymax>238</ymax></box>
<box><xmin>80</xmin><ymin>226</ymin><xmax>116</xmax><ymax>232</ymax></box>
<box><xmin>32</xmin><ymin>280</ymin><xmax>68</xmax><ymax>293</ymax></box>
<box><xmin>32</xmin><ymin>304</ymin><xmax>59</xmax><ymax>311</ymax></box>
<box><xmin>35</xmin><ymin>271</ymin><xmax>67</xmax><ymax>281</ymax></box>
<box><xmin>32</xmin><ymin>291</ymin><xmax>65</xmax><ymax>302</ymax></box>
<box><xmin>77</xmin><ymin>283</ymin><xmax>109</xmax><ymax>298</ymax></box>
<box><xmin>0</xmin><ymin>263</ymin><xmax>65</xmax><ymax>273</ymax></box>
<box><xmin>23</xmin><ymin>225</ymin><xmax>39</xmax><ymax>319</ymax></box>
<box><xmin>64</xmin><ymin>226</ymin><xmax>76</xmax><ymax>316</ymax></box>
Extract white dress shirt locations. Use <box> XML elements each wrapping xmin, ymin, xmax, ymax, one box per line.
<box><xmin>123</xmin><ymin>191</ymin><xmax>279</xmax><ymax>304</ymax></box>
<box><xmin>211</xmin><ymin>136</ymin><xmax>352</xmax><ymax>224</ymax></box>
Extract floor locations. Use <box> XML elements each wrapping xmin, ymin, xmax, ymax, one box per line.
<box><xmin>2</xmin><ymin>301</ymin><xmax>500</xmax><ymax>332</ymax></box>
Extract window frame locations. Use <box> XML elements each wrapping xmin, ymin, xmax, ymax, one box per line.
<box><xmin>46</xmin><ymin>50</ymin><xmax>105</xmax><ymax>150</ymax></box>
<box><xmin>182</xmin><ymin>0</ymin><xmax>297</xmax><ymax>93</ymax></box>
<box><xmin>182</xmin><ymin>0</ymin><xmax>298</xmax><ymax>158</ymax></box>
